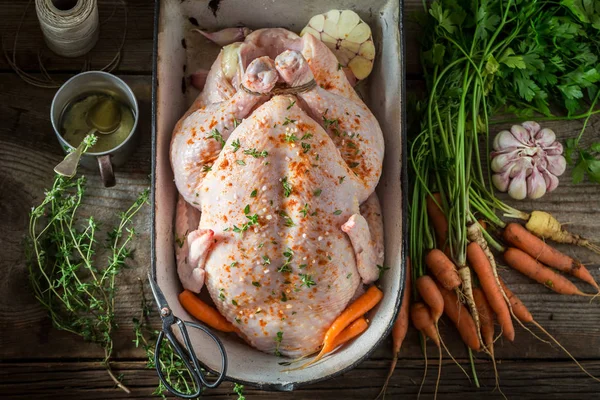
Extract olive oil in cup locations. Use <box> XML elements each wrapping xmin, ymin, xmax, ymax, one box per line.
<box><xmin>50</xmin><ymin>71</ymin><xmax>139</xmax><ymax>187</ymax></box>
<box><xmin>60</xmin><ymin>93</ymin><xmax>135</xmax><ymax>153</ymax></box>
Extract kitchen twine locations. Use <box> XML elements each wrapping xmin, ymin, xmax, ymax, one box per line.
<box><xmin>240</xmin><ymin>79</ymin><xmax>317</xmax><ymax>96</ymax></box>
<box><xmin>3</xmin><ymin>0</ymin><xmax>127</xmax><ymax>88</ymax></box>
<box><xmin>36</xmin><ymin>0</ymin><xmax>100</xmax><ymax>58</ymax></box>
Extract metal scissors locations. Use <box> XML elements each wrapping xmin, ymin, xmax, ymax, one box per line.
<box><xmin>148</xmin><ymin>273</ymin><xmax>228</xmax><ymax>398</ymax></box>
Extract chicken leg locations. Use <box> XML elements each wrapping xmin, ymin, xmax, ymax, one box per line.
<box><xmin>171</xmin><ymin>56</ymin><xmax>279</xmax><ymax>207</ymax></box>
<box><xmin>274</xmin><ymin>50</ymin><xmax>384</xmax><ymax>203</ymax></box>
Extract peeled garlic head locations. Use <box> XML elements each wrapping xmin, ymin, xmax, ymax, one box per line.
<box><xmin>491</xmin><ymin>122</ymin><xmax>566</xmax><ymax>200</ymax></box>
<box><xmin>301</xmin><ymin>9</ymin><xmax>375</xmax><ymax>81</ymax></box>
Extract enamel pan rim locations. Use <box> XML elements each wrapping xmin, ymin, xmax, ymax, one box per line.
<box><xmin>150</xmin><ymin>0</ymin><xmax>408</xmax><ymax>391</ymax></box>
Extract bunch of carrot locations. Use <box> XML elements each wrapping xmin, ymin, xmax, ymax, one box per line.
<box><xmin>379</xmin><ymin>191</ymin><xmax>600</xmax><ymax>399</ymax></box>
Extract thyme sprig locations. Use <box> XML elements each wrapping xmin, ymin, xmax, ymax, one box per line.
<box><xmin>26</xmin><ymin>135</ymin><xmax>149</xmax><ymax>393</ymax></box>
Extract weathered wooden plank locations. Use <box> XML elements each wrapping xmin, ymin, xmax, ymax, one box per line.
<box><xmin>3</xmin><ymin>359</ymin><xmax>600</xmax><ymax>399</ymax></box>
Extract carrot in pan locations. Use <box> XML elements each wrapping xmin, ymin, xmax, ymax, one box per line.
<box><xmin>330</xmin><ymin>317</ymin><xmax>368</xmax><ymax>349</ymax></box>
<box><xmin>303</xmin><ymin>285</ymin><xmax>383</xmax><ymax>367</ymax></box>
<box><xmin>179</xmin><ymin>290</ymin><xmax>237</xmax><ymax>332</ymax></box>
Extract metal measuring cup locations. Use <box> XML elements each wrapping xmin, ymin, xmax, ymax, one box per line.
<box><xmin>50</xmin><ymin>71</ymin><xmax>139</xmax><ymax>187</ymax></box>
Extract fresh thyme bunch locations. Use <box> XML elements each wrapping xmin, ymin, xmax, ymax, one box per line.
<box><xmin>26</xmin><ymin>134</ymin><xmax>149</xmax><ymax>393</ymax></box>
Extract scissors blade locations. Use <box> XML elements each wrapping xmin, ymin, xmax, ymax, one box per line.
<box><xmin>148</xmin><ymin>272</ymin><xmax>169</xmax><ymax>312</ymax></box>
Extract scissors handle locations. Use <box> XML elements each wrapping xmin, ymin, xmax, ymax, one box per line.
<box><xmin>154</xmin><ymin>317</ymin><xmax>228</xmax><ymax>398</ymax></box>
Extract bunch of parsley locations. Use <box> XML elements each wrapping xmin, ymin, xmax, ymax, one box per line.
<box><xmin>420</xmin><ymin>0</ymin><xmax>600</xmax><ymax>183</ymax></box>
<box><xmin>409</xmin><ymin>0</ymin><xmax>600</xmax><ymax>385</ymax></box>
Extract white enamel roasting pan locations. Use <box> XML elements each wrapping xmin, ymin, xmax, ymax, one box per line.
<box><xmin>151</xmin><ymin>0</ymin><xmax>406</xmax><ymax>390</ymax></box>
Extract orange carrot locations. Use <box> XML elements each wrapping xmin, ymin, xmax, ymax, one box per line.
<box><xmin>427</xmin><ymin>192</ymin><xmax>448</xmax><ymax>250</ymax></box>
<box><xmin>416</xmin><ymin>275</ymin><xmax>444</xmax><ymax>323</ymax></box>
<box><xmin>411</xmin><ymin>302</ymin><xmax>440</xmax><ymax>347</ymax></box>
<box><xmin>498</xmin><ymin>278</ymin><xmax>533</xmax><ymax>323</ymax></box>
<box><xmin>305</xmin><ymin>285</ymin><xmax>383</xmax><ymax>366</ymax></box>
<box><xmin>411</xmin><ymin>303</ymin><xmax>443</xmax><ymax>400</ymax></box>
<box><xmin>468</xmin><ymin>242</ymin><xmax>515</xmax><ymax>342</ymax></box>
<box><xmin>436</xmin><ymin>282</ymin><xmax>481</xmax><ymax>351</ymax></box>
<box><xmin>425</xmin><ymin>249</ymin><xmax>461</xmax><ymax>290</ymax></box>
<box><xmin>179</xmin><ymin>290</ymin><xmax>237</xmax><ymax>332</ymax></box>
<box><xmin>503</xmin><ymin>247</ymin><xmax>588</xmax><ymax>296</ymax></box>
<box><xmin>391</xmin><ymin>258</ymin><xmax>412</xmax><ymax>355</ymax></box>
<box><xmin>473</xmin><ymin>288</ymin><xmax>495</xmax><ymax>354</ymax></box>
<box><xmin>378</xmin><ymin>258</ymin><xmax>411</xmax><ymax>399</ymax></box>
<box><xmin>330</xmin><ymin>317</ymin><xmax>368</xmax><ymax>349</ymax></box>
<box><xmin>473</xmin><ymin>287</ymin><xmax>504</xmax><ymax>395</ymax></box>
<box><xmin>503</xmin><ymin>223</ymin><xmax>598</xmax><ymax>290</ymax></box>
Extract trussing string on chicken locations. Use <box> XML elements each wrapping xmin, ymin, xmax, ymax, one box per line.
<box><xmin>239</xmin><ymin>79</ymin><xmax>317</xmax><ymax>96</ymax></box>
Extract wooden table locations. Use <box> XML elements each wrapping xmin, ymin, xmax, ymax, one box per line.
<box><xmin>2</xmin><ymin>1</ymin><xmax>600</xmax><ymax>399</ymax></box>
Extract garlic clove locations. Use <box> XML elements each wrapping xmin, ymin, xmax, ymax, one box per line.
<box><xmin>534</xmin><ymin>154</ymin><xmax>548</xmax><ymax>170</ymax></box>
<box><xmin>545</xmin><ymin>141</ymin><xmax>564</xmax><ymax>156</ymax></box>
<box><xmin>546</xmin><ymin>154</ymin><xmax>567</xmax><ymax>176</ymax></box>
<box><xmin>541</xmin><ymin>167</ymin><xmax>560</xmax><ymax>192</ymax></box>
<box><xmin>510</xmin><ymin>124</ymin><xmax>533</xmax><ymax>145</ymax></box>
<box><xmin>526</xmin><ymin>167</ymin><xmax>547</xmax><ymax>199</ymax></box>
<box><xmin>307</xmin><ymin>14</ymin><xmax>325</xmax><ymax>31</ymax></box>
<box><xmin>492</xmin><ymin>170</ymin><xmax>511</xmax><ymax>192</ymax></box>
<box><xmin>493</xmin><ymin>130</ymin><xmax>523</xmax><ymax>151</ymax></box>
<box><xmin>491</xmin><ymin>149</ymin><xmax>520</xmax><ymax>172</ymax></box>
<box><xmin>221</xmin><ymin>42</ymin><xmax>242</xmax><ymax>81</ymax></box>
<box><xmin>522</xmin><ymin>121</ymin><xmax>541</xmax><ymax>136</ymax></box>
<box><xmin>192</xmin><ymin>27</ymin><xmax>252</xmax><ymax>47</ymax></box>
<box><xmin>508</xmin><ymin>169</ymin><xmax>527</xmax><ymax>200</ymax></box>
<box><xmin>535</xmin><ymin>128</ymin><xmax>556</xmax><ymax>147</ymax></box>
<box><xmin>509</xmin><ymin>156</ymin><xmax>533</xmax><ymax>178</ymax></box>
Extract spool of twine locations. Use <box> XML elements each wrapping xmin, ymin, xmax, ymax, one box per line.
<box><xmin>35</xmin><ymin>0</ymin><xmax>100</xmax><ymax>58</ymax></box>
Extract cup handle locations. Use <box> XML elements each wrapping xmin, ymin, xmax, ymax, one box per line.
<box><xmin>97</xmin><ymin>155</ymin><xmax>116</xmax><ymax>187</ymax></box>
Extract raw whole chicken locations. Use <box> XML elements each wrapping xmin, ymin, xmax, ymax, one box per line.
<box><xmin>171</xmin><ymin>29</ymin><xmax>385</xmax><ymax>357</ymax></box>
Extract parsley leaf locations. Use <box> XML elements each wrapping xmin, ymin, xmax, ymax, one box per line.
<box><xmin>429</xmin><ymin>1</ymin><xmax>458</xmax><ymax>34</ymax></box>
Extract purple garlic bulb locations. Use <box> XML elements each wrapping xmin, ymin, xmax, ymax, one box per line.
<box><xmin>491</xmin><ymin>121</ymin><xmax>566</xmax><ymax>200</ymax></box>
